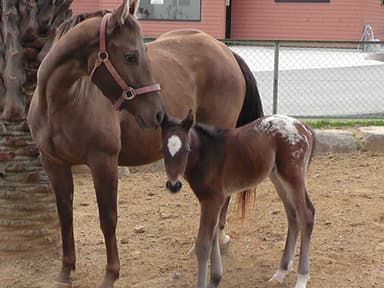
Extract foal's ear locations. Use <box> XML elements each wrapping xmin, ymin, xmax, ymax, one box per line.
<box><xmin>161</xmin><ymin>112</ymin><xmax>169</xmax><ymax>128</ymax></box>
<box><xmin>182</xmin><ymin>109</ymin><xmax>194</xmax><ymax>130</ymax></box>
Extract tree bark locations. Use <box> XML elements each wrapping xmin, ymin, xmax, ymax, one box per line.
<box><xmin>0</xmin><ymin>120</ymin><xmax>59</xmax><ymax>252</ymax></box>
<box><xmin>0</xmin><ymin>0</ymin><xmax>73</xmax><ymax>254</ymax></box>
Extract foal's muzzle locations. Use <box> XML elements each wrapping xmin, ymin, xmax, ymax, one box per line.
<box><xmin>166</xmin><ymin>180</ymin><xmax>182</xmax><ymax>193</ymax></box>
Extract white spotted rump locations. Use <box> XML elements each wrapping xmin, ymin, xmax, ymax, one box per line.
<box><xmin>167</xmin><ymin>135</ymin><xmax>182</xmax><ymax>157</ymax></box>
<box><xmin>255</xmin><ymin>115</ymin><xmax>306</xmax><ymax>145</ymax></box>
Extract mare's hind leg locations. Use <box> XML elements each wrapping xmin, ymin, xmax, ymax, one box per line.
<box><xmin>41</xmin><ymin>156</ymin><xmax>75</xmax><ymax>288</ymax></box>
<box><xmin>196</xmin><ymin>196</ymin><xmax>225</xmax><ymax>288</ymax></box>
<box><xmin>88</xmin><ymin>152</ymin><xmax>120</xmax><ymax>288</ymax></box>
<box><xmin>218</xmin><ymin>196</ymin><xmax>231</xmax><ymax>248</ymax></box>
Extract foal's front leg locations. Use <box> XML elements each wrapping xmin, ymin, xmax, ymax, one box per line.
<box><xmin>209</xmin><ymin>227</ymin><xmax>223</xmax><ymax>288</ymax></box>
<box><xmin>42</xmin><ymin>156</ymin><xmax>75</xmax><ymax>288</ymax></box>
<box><xmin>88</xmin><ymin>152</ymin><xmax>120</xmax><ymax>288</ymax></box>
<box><xmin>196</xmin><ymin>197</ymin><xmax>225</xmax><ymax>288</ymax></box>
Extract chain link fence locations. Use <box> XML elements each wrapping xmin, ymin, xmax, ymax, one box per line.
<box><xmin>225</xmin><ymin>39</ymin><xmax>384</xmax><ymax>119</ymax></box>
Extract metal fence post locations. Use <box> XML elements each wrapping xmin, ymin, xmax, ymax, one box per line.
<box><xmin>273</xmin><ymin>41</ymin><xmax>280</xmax><ymax>114</ymax></box>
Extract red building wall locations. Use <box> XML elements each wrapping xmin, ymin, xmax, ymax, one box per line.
<box><xmin>71</xmin><ymin>0</ymin><xmax>226</xmax><ymax>39</ymax></box>
<box><xmin>363</xmin><ymin>0</ymin><xmax>384</xmax><ymax>40</ymax></box>
<box><xmin>71</xmin><ymin>0</ymin><xmax>100</xmax><ymax>15</ymax></box>
<box><xmin>231</xmin><ymin>0</ymin><xmax>367</xmax><ymax>40</ymax></box>
<box><xmin>139</xmin><ymin>0</ymin><xmax>226</xmax><ymax>38</ymax></box>
<box><xmin>71</xmin><ymin>0</ymin><xmax>384</xmax><ymax>41</ymax></box>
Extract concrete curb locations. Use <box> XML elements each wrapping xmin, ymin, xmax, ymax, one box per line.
<box><xmin>315</xmin><ymin>126</ymin><xmax>384</xmax><ymax>154</ymax></box>
<box><xmin>359</xmin><ymin>126</ymin><xmax>384</xmax><ymax>153</ymax></box>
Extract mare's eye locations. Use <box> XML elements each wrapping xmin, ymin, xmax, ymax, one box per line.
<box><xmin>125</xmin><ymin>52</ymin><xmax>138</xmax><ymax>64</ymax></box>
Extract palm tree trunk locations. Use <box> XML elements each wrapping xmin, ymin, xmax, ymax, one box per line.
<box><xmin>0</xmin><ymin>119</ymin><xmax>58</xmax><ymax>252</ymax></box>
<box><xmin>0</xmin><ymin>0</ymin><xmax>73</xmax><ymax>253</ymax></box>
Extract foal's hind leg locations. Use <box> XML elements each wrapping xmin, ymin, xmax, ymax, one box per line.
<box><xmin>271</xmin><ymin>170</ymin><xmax>315</xmax><ymax>288</ymax></box>
<box><xmin>218</xmin><ymin>196</ymin><xmax>231</xmax><ymax>248</ymax></box>
<box><xmin>268</xmin><ymin>172</ymin><xmax>298</xmax><ymax>285</ymax></box>
<box><xmin>294</xmin><ymin>188</ymin><xmax>315</xmax><ymax>288</ymax></box>
<box><xmin>42</xmin><ymin>156</ymin><xmax>75</xmax><ymax>288</ymax></box>
<box><xmin>88</xmin><ymin>152</ymin><xmax>120</xmax><ymax>288</ymax></box>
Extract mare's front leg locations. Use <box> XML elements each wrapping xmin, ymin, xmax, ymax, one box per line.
<box><xmin>88</xmin><ymin>152</ymin><xmax>120</xmax><ymax>288</ymax></box>
<box><xmin>196</xmin><ymin>195</ymin><xmax>225</xmax><ymax>288</ymax></box>
<box><xmin>42</xmin><ymin>156</ymin><xmax>75</xmax><ymax>288</ymax></box>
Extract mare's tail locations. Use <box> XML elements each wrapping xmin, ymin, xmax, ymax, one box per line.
<box><xmin>232</xmin><ymin>51</ymin><xmax>264</xmax><ymax>220</ymax></box>
<box><xmin>232</xmin><ymin>51</ymin><xmax>264</xmax><ymax>127</ymax></box>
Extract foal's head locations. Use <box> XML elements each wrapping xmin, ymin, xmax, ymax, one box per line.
<box><xmin>161</xmin><ymin>110</ymin><xmax>194</xmax><ymax>193</ymax></box>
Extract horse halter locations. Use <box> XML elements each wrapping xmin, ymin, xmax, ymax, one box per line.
<box><xmin>90</xmin><ymin>13</ymin><xmax>161</xmax><ymax>111</ymax></box>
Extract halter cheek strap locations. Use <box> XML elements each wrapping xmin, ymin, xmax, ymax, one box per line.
<box><xmin>90</xmin><ymin>13</ymin><xmax>161</xmax><ymax>111</ymax></box>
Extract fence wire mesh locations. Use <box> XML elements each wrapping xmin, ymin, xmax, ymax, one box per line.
<box><xmin>224</xmin><ymin>39</ymin><xmax>384</xmax><ymax>119</ymax></box>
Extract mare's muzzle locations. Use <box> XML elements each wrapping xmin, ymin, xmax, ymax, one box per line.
<box><xmin>166</xmin><ymin>180</ymin><xmax>182</xmax><ymax>193</ymax></box>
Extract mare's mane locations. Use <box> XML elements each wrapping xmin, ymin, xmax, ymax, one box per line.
<box><xmin>48</xmin><ymin>10</ymin><xmax>110</xmax><ymax>102</ymax></box>
<box><xmin>55</xmin><ymin>10</ymin><xmax>109</xmax><ymax>40</ymax></box>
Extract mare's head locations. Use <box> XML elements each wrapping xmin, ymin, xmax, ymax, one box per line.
<box><xmin>83</xmin><ymin>0</ymin><xmax>163</xmax><ymax>127</ymax></box>
<box><xmin>161</xmin><ymin>110</ymin><xmax>194</xmax><ymax>193</ymax></box>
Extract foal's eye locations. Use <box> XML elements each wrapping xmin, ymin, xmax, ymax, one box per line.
<box><xmin>125</xmin><ymin>52</ymin><xmax>138</xmax><ymax>64</ymax></box>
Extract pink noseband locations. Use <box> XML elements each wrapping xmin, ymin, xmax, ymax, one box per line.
<box><xmin>90</xmin><ymin>13</ymin><xmax>161</xmax><ymax>111</ymax></box>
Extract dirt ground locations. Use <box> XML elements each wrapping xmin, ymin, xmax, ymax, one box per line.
<box><xmin>1</xmin><ymin>152</ymin><xmax>383</xmax><ymax>288</ymax></box>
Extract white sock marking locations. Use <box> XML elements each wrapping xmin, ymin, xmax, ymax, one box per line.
<box><xmin>269</xmin><ymin>260</ymin><xmax>293</xmax><ymax>283</ymax></box>
<box><xmin>294</xmin><ymin>273</ymin><xmax>310</xmax><ymax>288</ymax></box>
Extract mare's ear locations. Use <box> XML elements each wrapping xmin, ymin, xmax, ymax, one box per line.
<box><xmin>182</xmin><ymin>109</ymin><xmax>194</xmax><ymax>130</ymax></box>
<box><xmin>129</xmin><ymin>0</ymin><xmax>141</xmax><ymax>17</ymax></box>
<box><xmin>109</xmin><ymin>0</ymin><xmax>140</xmax><ymax>30</ymax></box>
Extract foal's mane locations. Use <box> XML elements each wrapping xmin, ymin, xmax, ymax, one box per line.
<box><xmin>193</xmin><ymin>123</ymin><xmax>226</xmax><ymax>140</ymax></box>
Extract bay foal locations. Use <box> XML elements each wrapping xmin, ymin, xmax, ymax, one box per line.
<box><xmin>161</xmin><ymin>111</ymin><xmax>316</xmax><ymax>288</ymax></box>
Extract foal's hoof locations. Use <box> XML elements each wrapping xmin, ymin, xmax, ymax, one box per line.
<box><xmin>186</xmin><ymin>242</ymin><xmax>196</xmax><ymax>256</ymax></box>
<box><xmin>219</xmin><ymin>233</ymin><xmax>231</xmax><ymax>248</ymax></box>
<box><xmin>268</xmin><ymin>277</ymin><xmax>281</xmax><ymax>286</ymax></box>
<box><xmin>52</xmin><ymin>280</ymin><xmax>73</xmax><ymax>288</ymax></box>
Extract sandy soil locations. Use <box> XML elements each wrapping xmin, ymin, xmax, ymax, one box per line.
<box><xmin>1</xmin><ymin>152</ymin><xmax>383</xmax><ymax>288</ymax></box>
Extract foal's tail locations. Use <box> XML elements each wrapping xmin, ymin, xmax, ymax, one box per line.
<box><xmin>232</xmin><ymin>52</ymin><xmax>264</xmax><ymax>219</ymax></box>
<box><xmin>307</xmin><ymin>126</ymin><xmax>318</xmax><ymax>169</ymax></box>
<box><xmin>232</xmin><ymin>52</ymin><xmax>264</xmax><ymax>127</ymax></box>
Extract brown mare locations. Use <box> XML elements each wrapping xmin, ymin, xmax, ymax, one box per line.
<box><xmin>161</xmin><ymin>111</ymin><xmax>316</xmax><ymax>288</ymax></box>
<box><xmin>27</xmin><ymin>1</ymin><xmax>263</xmax><ymax>287</ymax></box>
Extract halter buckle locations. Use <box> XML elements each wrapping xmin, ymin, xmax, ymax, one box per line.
<box><xmin>123</xmin><ymin>87</ymin><xmax>136</xmax><ymax>100</ymax></box>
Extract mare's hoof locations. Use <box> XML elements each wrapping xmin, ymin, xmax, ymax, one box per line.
<box><xmin>52</xmin><ymin>280</ymin><xmax>73</xmax><ymax>288</ymax></box>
